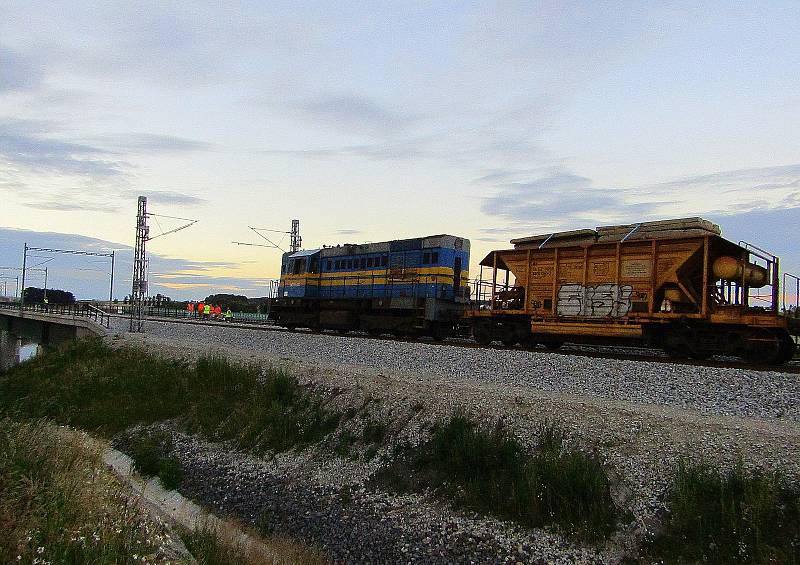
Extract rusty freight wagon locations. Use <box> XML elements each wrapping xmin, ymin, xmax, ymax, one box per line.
<box><xmin>468</xmin><ymin>218</ymin><xmax>798</xmax><ymax>364</ymax></box>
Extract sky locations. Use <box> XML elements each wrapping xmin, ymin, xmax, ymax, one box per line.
<box><xmin>1</xmin><ymin>1</ymin><xmax>799</xmax><ymax>301</ymax></box>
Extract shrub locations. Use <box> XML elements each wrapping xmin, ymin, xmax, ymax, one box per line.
<box><xmin>649</xmin><ymin>460</ymin><xmax>800</xmax><ymax>564</ymax></box>
<box><xmin>377</xmin><ymin>415</ymin><xmax>617</xmax><ymax>541</ymax></box>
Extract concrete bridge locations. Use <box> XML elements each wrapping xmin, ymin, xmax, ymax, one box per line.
<box><xmin>0</xmin><ymin>302</ymin><xmax>109</xmax><ymax>344</ymax></box>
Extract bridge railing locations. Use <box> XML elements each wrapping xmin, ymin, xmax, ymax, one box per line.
<box><xmin>0</xmin><ymin>301</ymin><xmax>111</xmax><ymax>329</ymax></box>
<box><xmin>105</xmin><ymin>304</ymin><xmax>273</xmax><ymax>325</ymax></box>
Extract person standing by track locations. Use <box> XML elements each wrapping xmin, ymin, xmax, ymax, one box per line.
<box><xmin>203</xmin><ymin>303</ymin><xmax>211</xmax><ymax>320</ymax></box>
<box><xmin>198</xmin><ymin>301</ymin><xmax>205</xmax><ymax>319</ymax></box>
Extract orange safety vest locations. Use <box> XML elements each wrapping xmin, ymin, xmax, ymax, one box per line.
<box><xmin>215</xmin><ymin>306</ymin><xmax>221</xmax><ymax>315</ymax></box>
<box><xmin>188</xmin><ymin>303</ymin><xmax>194</xmax><ymax>312</ymax></box>
<box><xmin>198</xmin><ymin>303</ymin><xmax>205</xmax><ymax>312</ymax></box>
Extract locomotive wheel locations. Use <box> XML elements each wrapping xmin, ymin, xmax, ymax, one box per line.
<box><xmin>472</xmin><ymin>324</ymin><xmax>493</xmax><ymax>346</ymax></box>
<box><xmin>427</xmin><ymin>322</ymin><xmax>448</xmax><ymax>341</ymax></box>
<box><xmin>500</xmin><ymin>334</ymin><xmax>517</xmax><ymax>347</ymax></box>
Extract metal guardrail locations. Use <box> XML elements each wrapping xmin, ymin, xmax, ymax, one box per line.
<box><xmin>0</xmin><ymin>301</ymin><xmax>111</xmax><ymax>329</ymax></box>
<box><xmin>107</xmin><ymin>305</ymin><xmax>274</xmax><ymax>325</ymax></box>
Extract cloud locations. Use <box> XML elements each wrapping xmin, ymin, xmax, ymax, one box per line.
<box><xmin>0</xmin><ymin>45</ymin><xmax>44</xmax><ymax>92</ymax></box>
<box><xmin>479</xmin><ymin>163</ymin><xmax>800</xmax><ymax>230</ymax></box>
<box><xmin>481</xmin><ymin>172</ymin><xmax>668</xmax><ymax>226</ymax></box>
<box><xmin>0</xmin><ymin>118</ymin><xmax>124</xmax><ymax>178</ymax></box>
<box><xmin>334</xmin><ymin>229</ymin><xmax>361</xmax><ymax>235</ymax></box>
<box><xmin>291</xmin><ymin>93</ymin><xmax>421</xmax><ymax>137</ymax></box>
<box><xmin>0</xmin><ymin>118</ymin><xmax>209</xmax><ymax>212</ymax></box>
<box><xmin>20</xmin><ymin>200</ymin><xmax>120</xmax><ymax>213</ymax></box>
<box><xmin>132</xmin><ymin>190</ymin><xmax>207</xmax><ymax>207</ymax></box>
<box><xmin>90</xmin><ymin>133</ymin><xmax>214</xmax><ymax>154</ymax></box>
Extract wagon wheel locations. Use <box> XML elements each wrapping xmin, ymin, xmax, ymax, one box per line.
<box><xmin>662</xmin><ymin>335</ymin><xmax>687</xmax><ymax>358</ymax></box>
<box><xmin>743</xmin><ymin>328</ymin><xmax>782</xmax><ymax>364</ymax></box>
<box><xmin>775</xmin><ymin>332</ymin><xmax>797</xmax><ymax>365</ymax></box>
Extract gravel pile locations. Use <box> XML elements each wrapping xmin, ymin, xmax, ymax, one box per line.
<box><xmin>119</xmin><ymin>425</ymin><xmax>611</xmax><ymax>565</ymax></box>
<box><xmin>110</xmin><ymin>319</ymin><xmax>800</xmax><ymax>422</ymax></box>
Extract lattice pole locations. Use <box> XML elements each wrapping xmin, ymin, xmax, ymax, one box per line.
<box><xmin>290</xmin><ymin>219</ymin><xmax>302</xmax><ymax>253</ymax></box>
<box><xmin>130</xmin><ymin>196</ymin><xmax>149</xmax><ymax>332</ymax></box>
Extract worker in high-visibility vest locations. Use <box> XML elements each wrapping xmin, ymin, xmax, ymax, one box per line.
<box><xmin>187</xmin><ymin>302</ymin><xmax>194</xmax><ymax>317</ymax></box>
<box><xmin>224</xmin><ymin>308</ymin><xmax>233</xmax><ymax>322</ymax></box>
<box><xmin>198</xmin><ymin>302</ymin><xmax>205</xmax><ymax>319</ymax></box>
<box><xmin>203</xmin><ymin>303</ymin><xmax>211</xmax><ymax>319</ymax></box>
<box><xmin>214</xmin><ymin>305</ymin><xmax>222</xmax><ymax>319</ymax></box>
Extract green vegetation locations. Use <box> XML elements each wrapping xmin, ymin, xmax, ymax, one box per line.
<box><xmin>127</xmin><ymin>429</ymin><xmax>184</xmax><ymax>490</ymax></box>
<box><xmin>649</xmin><ymin>460</ymin><xmax>800</xmax><ymax>564</ymax></box>
<box><xmin>377</xmin><ymin>415</ymin><xmax>617</xmax><ymax>541</ymax></box>
<box><xmin>0</xmin><ymin>419</ymin><xmax>177</xmax><ymax>564</ymax></box>
<box><xmin>0</xmin><ymin>338</ymin><xmax>339</xmax><ymax>453</ymax></box>
<box><xmin>182</xmin><ymin>527</ymin><xmax>248</xmax><ymax>565</ymax></box>
<box><xmin>182</xmin><ymin>525</ymin><xmax>327</xmax><ymax>565</ymax></box>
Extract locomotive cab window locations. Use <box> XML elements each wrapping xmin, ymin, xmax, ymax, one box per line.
<box><xmin>360</xmin><ymin>258</ymin><xmax>366</xmax><ymax>269</ymax></box>
<box><xmin>367</xmin><ymin>257</ymin><xmax>374</xmax><ymax>268</ymax></box>
<box><xmin>381</xmin><ymin>255</ymin><xmax>388</xmax><ymax>267</ymax></box>
<box><xmin>423</xmin><ymin>252</ymin><xmax>430</xmax><ymax>264</ymax></box>
<box><xmin>326</xmin><ymin>260</ymin><xmax>332</xmax><ymax>270</ymax></box>
<box><xmin>431</xmin><ymin>251</ymin><xmax>439</xmax><ymax>263</ymax></box>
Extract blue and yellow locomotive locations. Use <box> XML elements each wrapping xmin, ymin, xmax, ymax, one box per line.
<box><xmin>273</xmin><ymin>234</ymin><xmax>470</xmax><ymax>338</ymax></box>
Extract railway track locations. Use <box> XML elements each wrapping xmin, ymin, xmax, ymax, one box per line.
<box><xmin>110</xmin><ymin>313</ymin><xmax>800</xmax><ymax>375</ymax></box>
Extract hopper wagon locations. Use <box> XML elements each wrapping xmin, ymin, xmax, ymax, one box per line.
<box><xmin>468</xmin><ymin>218</ymin><xmax>798</xmax><ymax>364</ymax></box>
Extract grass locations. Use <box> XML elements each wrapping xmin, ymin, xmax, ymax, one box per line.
<box><xmin>127</xmin><ymin>429</ymin><xmax>184</xmax><ymax>490</ymax></box>
<box><xmin>182</xmin><ymin>524</ymin><xmax>327</xmax><ymax>565</ymax></box>
<box><xmin>0</xmin><ymin>418</ymin><xmax>180</xmax><ymax>564</ymax></box>
<box><xmin>648</xmin><ymin>460</ymin><xmax>800</xmax><ymax>564</ymax></box>
<box><xmin>377</xmin><ymin>414</ymin><xmax>617</xmax><ymax>541</ymax></box>
<box><xmin>0</xmin><ymin>338</ymin><xmax>340</xmax><ymax>453</ymax></box>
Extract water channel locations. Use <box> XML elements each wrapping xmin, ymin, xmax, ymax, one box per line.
<box><xmin>0</xmin><ymin>329</ymin><xmax>43</xmax><ymax>372</ymax></box>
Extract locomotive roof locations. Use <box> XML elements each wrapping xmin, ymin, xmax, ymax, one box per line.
<box><xmin>285</xmin><ymin>234</ymin><xmax>470</xmax><ymax>259</ymax></box>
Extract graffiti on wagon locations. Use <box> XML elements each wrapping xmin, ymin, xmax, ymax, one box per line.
<box><xmin>556</xmin><ymin>283</ymin><xmax>633</xmax><ymax>318</ymax></box>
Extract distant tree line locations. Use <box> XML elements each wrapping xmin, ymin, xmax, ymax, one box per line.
<box><xmin>23</xmin><ymin>287</ymin><xmax>75</xmax><ymax>304</ymax></box>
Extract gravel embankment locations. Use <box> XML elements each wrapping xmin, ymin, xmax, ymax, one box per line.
<box><xmin>110</xmin><ymin>319</ymin><xmax>800</xmax><ymax>422</ymax></box>
<box><xmin>109</xmin><ymin>320</ymin><xmax>800</xmax><ymax>563</ymax></box>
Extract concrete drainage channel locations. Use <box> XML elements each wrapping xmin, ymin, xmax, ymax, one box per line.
<box><xmin>101</xmin><ymin>444</ymin><xmax>277</xmax><ymax>563</ymax></box>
